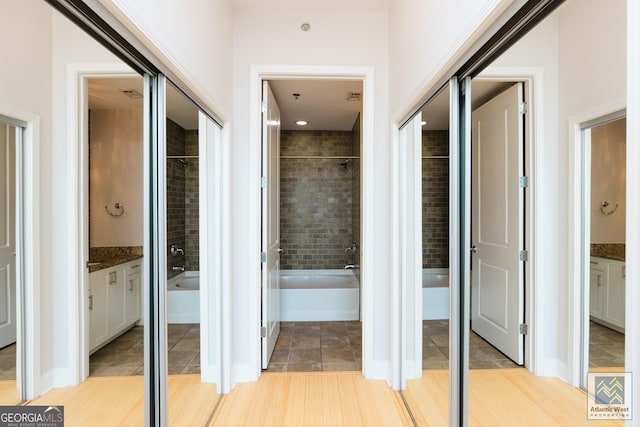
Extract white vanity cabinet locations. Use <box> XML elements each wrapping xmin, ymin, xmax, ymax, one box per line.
<box><xmin>125</xmin><ymin>261</ymin><xmax>142</xmax><ymax>325</ymax></box>
<box><xmin>590</xmin><ymin>257</ymin><xmax>625</xmax><ymax>333</ymax></box>
<box><xmin>89</xmin><ymin>259</ymin><xmax>143</xmax><ymax>353</ymax></box>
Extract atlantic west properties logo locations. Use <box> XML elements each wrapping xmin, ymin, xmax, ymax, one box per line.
<box><xmin>587</xmin><ymin>372</ymin><xmax>633</xmax><ymax>420</ymax></box>
<box><xmin>0</xmin><ymin>405</ymin><xmax>64</xmax><ymax>427</ymax></box>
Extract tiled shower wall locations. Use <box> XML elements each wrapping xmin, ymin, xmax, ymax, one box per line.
<box><xmin>422</xmin><ymin>130</ymin><xmax>449</xmax><ymax>269</ymax></box>
<box><xmin>166</xmin><ymin>119</ymin><xmax>199</xmax><ymax>279</ymax></box>
<box><xmin>280</xmin><ymin>126</ymin><xmax>360</xmax><ymax>270</ymax></box>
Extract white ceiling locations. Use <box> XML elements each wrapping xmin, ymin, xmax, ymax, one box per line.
<box><xmin>270</xmin><ymin>80</ymin><xmax>363</xmax><ymax>131</ymax></box>
<box><xmin>88</xmin><ymin>77</ymin><xmax>199</xmax><ymax>130</ymax></box>
<box><xmin>230</xmin><ymin>0</ymin><xmax>392</xmax><ymax>10</ymax></box>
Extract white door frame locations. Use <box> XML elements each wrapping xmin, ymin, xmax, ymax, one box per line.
<box><xmin>68</xmin><ymin>64</ymin><xmax>140</xmax><ymax>384</ymax></box>
<box><xmin>567</xmin><ymin>100</ymin><xmax>626</xmax><ymax>387</ymax></box>
<box><xmin>0</xmin><ymin>104</ymin><xmax>41</xmax><ymax>400</ymax></box>
<box><xmin>397</xmin><ymin>67</ymin><xmax>542</xmax><ymax>378</ymax></box>
<box><xmin>249</xmin><ymin>65</ymin><xmax>375</xmax><ymax>378</ymax></box>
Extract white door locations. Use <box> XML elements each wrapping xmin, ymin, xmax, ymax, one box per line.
<box><xmin>471</xmin><ymin>83</ymin><xmax>524</xmax><ymax>365</ymax></box>
<box><xmin>261</xmin><ymin>81</ymin><xmax>281</xmax><ymax>369</ymax></box>
<box><xmin>0</xmin><ymin>123</ymin><xmax>17</xmax><ymax>348</ymax></box>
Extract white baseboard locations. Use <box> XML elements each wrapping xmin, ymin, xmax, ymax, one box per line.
<box><xmin>38</xmin><ymin>368</ymin><xmax>71</xmax><ymax>398</ymax></box>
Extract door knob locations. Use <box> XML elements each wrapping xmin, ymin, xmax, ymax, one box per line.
<box><xmin>470</xmin><ymin>246</ymin><xmax>478</xmax><ymax>253</ymax></box>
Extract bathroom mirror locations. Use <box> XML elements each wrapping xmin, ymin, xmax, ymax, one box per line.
<box><xmin>0</xmin><ymin>0</ymin><xmax>148</xmax><ymax>420</ymax></box>
<box><xmin>400</xmin><ymin>0</ymin><xmax>628</xmax><ymax>422</ymax></box>
<box><xmin>164</xmin><ymin>82</ymin><xmax>221</xmax><ymax>422</ymax></box>
<box><xmin>400</xmin><ymin>83</ymin><xmax>451</xmax><ymax>425</ymax></box>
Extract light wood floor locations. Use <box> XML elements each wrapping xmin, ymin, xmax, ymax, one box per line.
<box><xmin>404</xmin><ymin>369</ymin><xmax>624</xmax><ymax>427</ymax></box>
<box><xmin>21</xmin><ymin>369</ymin><xmax>627</xmax><ymax>426</ymax></box>
<box><xmin>26</xmin><ymin>375</ymin><xmax>219</xmax><ymax>427</ymax></box>
<box><xmin>209</xmin><ymin>371</ymin><xmax>413</xmax><ymax>426</ymax></box>
<box><xmin>0</xmin><ymin>380</ymin><xmax>19</xmax><ymax>405</ymax></box>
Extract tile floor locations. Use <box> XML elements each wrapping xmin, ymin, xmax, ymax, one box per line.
<box><xmin>90</xmin><ymin>324</ymin><xmax>200</xmax><ymax>376</ymax></box>
<box><xmin>589</xmin><ymin>321</ymin><xmax>625</xmax><ymax>368</ymax></box>
<box><xmin>0</xmin><ymin>344</ymin><xmax>16</xmax><ymax>380</ymax></box>
<box><xmin>267</xmin><ymin>321</ymin><xmax>362</xmax><ymax>372</ymax></box>
<box><xmin>423</xmin><ymin>320</ymin><xmax>520</xmax><ymax>370</ymax></box>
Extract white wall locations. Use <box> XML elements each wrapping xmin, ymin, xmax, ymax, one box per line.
<box><xmin>591</xmin><ymin>119</ymin><xmax>626</xmax><ymax>243</ymax></box>
<box><xmin>89</xmin><ymin>109</ymin><xmax>144</xmax><ymax>247</ymax></box>
<box><xmin>231</xmin><ymin>7</ymin><xmax>390</xmax><ymax>383</ymax></box>
<box><xmin>100</xmin><ymin>0</ymin><xmax>234</xmax><ymax>119</ymax></box>
<box><xmin>388</xmin><ymin>0</ymin><xmax>513</xmax><ymax>118</ymax></box>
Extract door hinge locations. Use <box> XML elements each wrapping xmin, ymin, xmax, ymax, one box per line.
<box><xmin>519</xmin><ymin>323</ymin><xmax>528</xmax><ymax>335</ymax></box>
<box><xmin>519</xmin><ymin>102</ymin><xmax>528</xmax><ymax>114</ymax></box>
<box><xmin>260</xmin><ymin>251</ymin><xmax>267</xmax><ymax>263</ymax></box>
<box><xmin>261</xmin><ymin>326</ymin><xmax>267</xmax><ymax>338</ymax></box>
<box><xmin>261</xmin><ymin>100</ymin><xmax>267</xmax><ymax>113</ymax></box>
<box><xmin>519</xmin><ymin>176</ymin><xmax>529</xmax><ymax>188</ymax></box>
<box><xmin>260</xmin><ymin>176</ymin><xmax>267</xmax><ymax>188</ymax></box>
<box><xmin>519</xmin><ymin>250</ymin><xmax>529</xmax><ymax>262</ymax></box>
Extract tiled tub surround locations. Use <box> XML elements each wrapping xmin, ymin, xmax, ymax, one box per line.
<box><xmin>591</xmin><ymin>243</ymin><xmax>625</xmax><ymax>261</ymax></box>
<box><xmin>167</xmin><ymin>119</ymin><xmax>199</xmax><ymax>279</ymax></box>
<box><xmin>88</xmin><ymin>246</ymin><xmax>143</xmax><ymax>273</ymax></box>
<box><xmin>422</xmin><ymin>130</ymin><xmax>449</xmax><ymax>269</ymax></box>
<box><xmin>280</xmin><ymin>129</ymin><xmax>360</xmax><ymax>271</ymax></box>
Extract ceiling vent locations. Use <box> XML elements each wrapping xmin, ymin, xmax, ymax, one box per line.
<box><xmin>119</xmin><ymin>88</ymin><xmax>143</xmax><ymax>99</ymax></box>
<box><xmin>347</xmin><ymin>92</ymin><xmax>361</xmax><ymax>101</ymax></box>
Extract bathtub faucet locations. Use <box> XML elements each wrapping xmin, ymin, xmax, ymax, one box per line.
<box><xmin>344</xmin><ymin>264</ymin><xmax>358</xmax><ymax>270</ymax></box>
<box><xmin>172</xmin><ymin>265</ymin><xmax>185</xmax><ymax>272</ymax></box>
<box><xmin>170</xmin><ymin>244</ymin><xmax>184</xmax><ymax>256</ymax></box>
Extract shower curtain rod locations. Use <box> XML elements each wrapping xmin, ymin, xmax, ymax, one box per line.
<box><xmin>422</xmin><ymin>156</ymin><xmax>449</xmax><ymax>159</ymax></box>
<box><xmin>167</xmin><ymin>155</ymin><xmax>199</xmax><ymax>159</ymax></box>
<box><xmin>280</xmin><ymin>155</ymin><xmax>360</xmax><ymax>159</ymax></box>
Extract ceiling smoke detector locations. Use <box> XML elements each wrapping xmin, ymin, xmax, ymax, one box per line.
<box><xmin>119</xmin><ymin>88</ymin><xmax>143</xmax><ymax>99</ymax></box>
<box><xmin>347</xmin><ymin>92</ymin><xmax>361</xmax><ymax>101</ymax></box>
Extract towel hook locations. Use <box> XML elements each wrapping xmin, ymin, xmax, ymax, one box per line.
<box><xmin>105</xmin><ymin>202</ymin><xmax>125</xmax><ymax>217</ymax></box>
<box><xmin>600</xmin><ymin>201</ymin><xmax>618</xmax><ymax>216</ymax></box>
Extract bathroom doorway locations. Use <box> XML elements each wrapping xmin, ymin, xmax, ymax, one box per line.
<box><xmin>84</xmin><ymin>74</ymin><xmax>146</xmax><ymax>377</ymax></box>
<box><xmin>581</xmin><ymin>113</ymin><xmax>626</xmax><ymax>381</ymax></box>
<box><xmin>260</xmin><ymin>77</ymin><xmax>364</xmax><ymax>372</ymax></box>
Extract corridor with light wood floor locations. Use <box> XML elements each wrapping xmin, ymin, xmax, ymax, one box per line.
<box><xmin>24</xmin><ymin>369</ymin><xmax>624</xmax><ymax>426</ymax></box>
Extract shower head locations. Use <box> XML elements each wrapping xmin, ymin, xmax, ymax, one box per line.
<box><xmin>339</xmin><ymin>159</ymin><xmax>351</xmax><ymax>170</ymax></box>
<box><xmin>176</xmin><ymin>158</ymin><xmax>188</xmax><ymax>167</ymax></box>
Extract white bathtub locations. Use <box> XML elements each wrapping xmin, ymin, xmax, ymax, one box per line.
<box><xmin>280</xmin><ymin>270</ymin><xmax>360</xmax><ymax>321</ymax></box>
<box><xmin>167</xmin><ymin>272</ymin><xmax>200</xmax><ymax>323</ymax></box>
<box><xmin>422</xmin><ymin>268</ymin><xmax>449</xmax><ymax>320</ymax></box>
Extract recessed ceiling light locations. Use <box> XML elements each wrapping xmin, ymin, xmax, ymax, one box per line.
<box><xmin>295</xmin><ymin>120</ymin><xmax>308</xmax><ymax>126</ymax></box>
<box><xmin>119</xmin><ymin>88</ymin><xmax>143</xmax><ymax>99</ymax></box>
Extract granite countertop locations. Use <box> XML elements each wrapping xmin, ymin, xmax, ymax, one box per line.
<box><xmin>591</xmin><ymin>243</ymin><xmax>625</xmax><ymax>262</ymax></box>
<box><xmin>88</xmin><ymin>246</ymin><xmax>143</xmax><ymax>273</ymax></box>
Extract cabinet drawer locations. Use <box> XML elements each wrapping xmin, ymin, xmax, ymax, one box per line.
<box><xmin>128</xmin><ymin>261</ymin><xmax>142</xmax><ymax>274</ymax></box>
